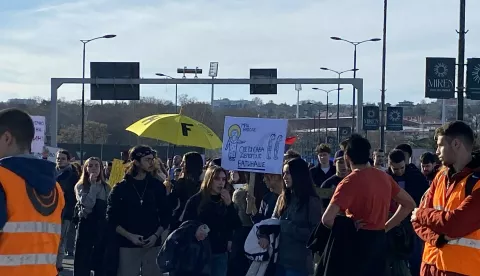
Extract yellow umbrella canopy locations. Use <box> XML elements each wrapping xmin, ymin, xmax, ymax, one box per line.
<box><xmin>126</xmin><ymin>114</ymin><xmax>222</xmax><ymax>149</ymax></box>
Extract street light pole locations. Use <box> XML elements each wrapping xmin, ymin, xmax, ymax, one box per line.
<box><xmin>457</xmin><ymin>0</ymin><xmax>466</xmax><ymax>120</ymax></box>
<box><xmin>330</xmin><ymin>36</ymin><xmax>381</xmax><ymax>132</ymax></box>
<box><xmin>352</xmin><ymin>45</ymin><xmax>357</xmax><ymax>131</ymax></box>
<box><xmin>312</xmin><ymin>88</ymin><xmax>343</xmax><ymax>143</ymax></box>
<box><xmin>156</xmin><ymin>73</ymin><xmax>178</xmax><ymax>113</ymax></box>
<box><xmin>295</xmin><ymin>84</ymin><xmax>302</xmax><ymax>118</ymax></box>
<box><xmin>80</xmin><ymin>34</ymin><xmax>116</xmax><ymax>165</ymax></box>
<box><xmin>326</xmin><ymin>92</ymin><xmax>329</xmax><ymax>141</ymax></box>
<box><xmin>380</xmin><ymin>0</ymin><xmax>388</xmax><ymax>150</ymax></box>
<box><xmin>320</xmin><ymin>68</ymin><xmax>356</xmax><ymax>145</ymax></box>
<box><xmin>209</xmin><ymin>62</ymin><xmax>219</xmax><ymax>112</ymax></box>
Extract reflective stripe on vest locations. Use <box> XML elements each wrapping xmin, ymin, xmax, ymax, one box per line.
<box><xmin>1</xmin><ymin>222</ymin><xmax>61</xmax><ymax>234</ymax></box>
<box><xmin>433</xmin><ymin>205</ymin><xmax>451</xmax><ymax>211</ymax></box>
<box><xmin>448</xmin><ymin>237</ymin><xmax>480</xmax><ymax>250</ymax></box>
<box><xmin>425</xmin><ymin>169</ymin><xmax>480</xmax><ymax>275</ymax></box>
<box><xmin>0</xmin><ymin>254</ymin><xmax>57</xmax><ymax>266</ymax></box>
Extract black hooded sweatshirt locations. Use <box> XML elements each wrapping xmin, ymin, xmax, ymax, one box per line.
<box><xmin>181</xmin><ymin>192</ymin><xmax>241</xmax><ymax>254</ymax></box>
<box><xmin>310</xmin><ymin>161</ymin><xmax>336</xmax><ymax>187</ymax></box>
<box><xmin>388</xmin><ymin>163</ymin><xmax>429</xmax><ymax>205</ymax></box>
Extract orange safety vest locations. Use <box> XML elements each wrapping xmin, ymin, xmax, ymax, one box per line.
<box><xmin>422</xmin><ymin>168</ymin><xmax>480</xmax><ymax>276</ymax></box>
<box><xmin>0</xmin><ymin>166</ymin><xmax>64</xmax><ymax>276</ymax></box>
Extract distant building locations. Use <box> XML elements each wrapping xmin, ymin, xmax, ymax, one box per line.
<box><xmin>7</xmin><ymin>98</ymin><xmax>37</xmax><ymax>105</ymax></box>
<box><xmin>213</xmin><ymin>99</ymin><xmax>252</xmax><ymax>109</ymax></box>
<box><xmin>397</xmin><ymin>100</ymin><xmax>414</xmax><ymax>107</ymax></box>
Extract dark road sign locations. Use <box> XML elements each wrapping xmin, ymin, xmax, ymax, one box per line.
<box><xmin>250</xmin><ymin>68</ymin><xmax>277</xmax><ymax>94</ymax></box>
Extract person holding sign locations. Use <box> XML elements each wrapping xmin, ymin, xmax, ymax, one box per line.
<box><xmin>180</xmin><ymin>165</ymin><xmax>242</xmax><ymax>276</ymax></box>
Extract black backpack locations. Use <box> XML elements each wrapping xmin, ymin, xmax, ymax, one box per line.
<box><xmin>465</xmin><ymin>172</ymin><xmax>480</xmax><ymax>197</ymax></box>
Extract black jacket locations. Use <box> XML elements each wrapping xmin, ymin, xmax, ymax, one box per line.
<box><xmin>251</xmin><ymin>191</ymin><xmax>279</xmax><ymax>224</ymax></box>
<box><xmin>311</xmin><ymin>216</ymin><xmax>387</xmax><ymax>276</ymax></box>
<box><xmin>309</xmin><ymin>162</ymin><xmax>336</xmax><ymax>187</ymax></box>
<box><xmin>181</xmin><ymin>192</ymin><xmax>241</xmax><ymax>254</ymax></box>
<box><xmin>57</xmin><ymin>165</ymin><xmax>79</xmax><ymax>220</ymax></box>
<box><xmin>169</xmin><ymin>177</ymin><xmax>201</xmax><ymax>230</ymax></box>
<box><xmin>388</xmin><ymin>163</ymin><xmax>429</xmax><ymax>205</ymax></box>
<box><xmin>157</xmin><ymin>220</ymin><xmax>211</xmax><ymax>275</ymax></box>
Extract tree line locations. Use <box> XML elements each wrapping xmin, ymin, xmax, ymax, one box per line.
<box><xmin>3</xmin><ymin>96</ymin><xmax>477</xmax><ymax>147</ymax></box>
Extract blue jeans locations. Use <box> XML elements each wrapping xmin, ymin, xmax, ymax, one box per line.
<box><xmin>275</xmin><ymin>264</ymin><xmax>308</xmax><ymax>276</ymax></box>
<box><xmin>210</xmin><ymin>253</ymin><xmax>228</xmax><ymax>276</ymax></box>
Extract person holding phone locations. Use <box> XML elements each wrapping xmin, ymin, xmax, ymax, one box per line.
<box><xmin>180</xmin><ymin>165</ymin><xmax>242</xmax><ymax>276</ymax></box>
<box><xmin>73</xmin><ymin>157</ymin><xmax>111</xmax><ymax>276</ymax></box>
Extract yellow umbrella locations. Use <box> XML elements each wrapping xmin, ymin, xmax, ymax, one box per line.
<box><xmin>126</xmin><ymin>113</ymin><xmax>222</xmax><ymax>149</ymax></box>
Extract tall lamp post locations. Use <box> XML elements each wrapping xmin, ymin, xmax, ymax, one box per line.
<box><xmin>330</xmin><ymin>36</ymin><xmax>381</xmax><ymax>132</ymax></box>
<box><xmin>320</xmin><ymin>67</ymin><xmax>357</xmax><ymax>143</ymax></box>
<box><xmin>295</xmin><ymin>84</ymin><xmax>302</xmax><ymax>118</ymax></box>
<box><xmin>208</xmin><ymin>62</ymin><xmax>219</xmax><ymax>112</ymax></box>
<box><xmin>312</xmin><ymin>88</ymin><xmax>343</xmax><ymax>142</ymax></box>
<box><xmin>156</xmin><ymin>73</ymin><xmax>178</xmax><ymax>113</ymax></box>
<box><xmin>80</xmin><ymin>34</ymin><xmax>116</xmax><ymax>165</ymax></box>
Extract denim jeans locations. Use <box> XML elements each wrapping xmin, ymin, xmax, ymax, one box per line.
<box><xmin>56</xmin><ymin>219</ymin><xmax>71</xmax><ymax>268</ymax></box>
<box><xmin>210</xmin><ymin>253</ymin><xmax>228</xmax><ymax>276</ymax></box>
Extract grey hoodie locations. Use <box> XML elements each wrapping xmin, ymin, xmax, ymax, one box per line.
<box><xmin>274</xmin><ymin>196</ymin><xmax>322</xmax><ymax>274</ymax></box>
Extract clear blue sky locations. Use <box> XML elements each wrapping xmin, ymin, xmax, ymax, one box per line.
<box><xmin>1</xmin><ymin>0</ymin><xmax>479</xmax><ymax>106</ymax></box>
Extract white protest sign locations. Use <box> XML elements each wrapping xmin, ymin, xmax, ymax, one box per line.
<box><xmin>221</xmin><ymin>116</ymin><xmax>288</xmax><ymax>174</ymax></box>
<box><xmin>33</xmin><ymin>146</ymin><xmax>61</xmax><ymax>162</ymax></box>
<box><xmin>31</xmin><ymin>116</ymin><xmax>46</xmax><ymax>154</ymax></box>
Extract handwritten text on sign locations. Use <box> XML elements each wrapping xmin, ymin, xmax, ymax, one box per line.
<box><xmin>221</xmin><ymin>116</ymin><xmax>287</xmax><ymax>174</ymax></box>
<box><xmin>31</xmin><ymin>116</ymin><xmax>46</xmax><ymax>154</ymax></box>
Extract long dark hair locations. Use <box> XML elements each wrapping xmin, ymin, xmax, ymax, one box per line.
<box><xmin>197</xmin><ymin>165</ymin><xmax>227</xmax><ymax>214</ymax></box>
<box><xmin>182</xmin><ymin>152</ymin><xmax>204</xmax><ymax>182</ymax></box>
<box><xmin>275</xmin><ymin>157</ymin><xmax>318</xmax><ymax>217</ymax></box>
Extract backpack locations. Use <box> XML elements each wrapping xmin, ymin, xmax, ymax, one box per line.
<box><xmin>157</xmin><ymin>221</ymin><xmax>211</xmax><ymax>274</ymax></box>
<box><xmin>465</xmin><ymin>172</ymin><xmax>480</xmax><ymax>197</ymax></box>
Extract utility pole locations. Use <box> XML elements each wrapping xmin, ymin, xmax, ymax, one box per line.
<box><xmin>456</xmin><ymin>0</ymin><xmax>466</xmax><ymax>120</ymax></box>
<box><xmin>380</xmin><ymin>0</ymin><xmax>388</xmax><ymax>150</ymax></box>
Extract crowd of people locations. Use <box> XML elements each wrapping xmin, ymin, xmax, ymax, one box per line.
<box><xmin>0</xmin><ymin>107</ymin><xmax>479</xmax><ymax>276</ymax></box>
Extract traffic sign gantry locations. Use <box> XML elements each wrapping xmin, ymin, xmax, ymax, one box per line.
<box><xmin>50</xmin><ymin>77</ymin><xmax>364</xmax><ymax>147</ymax></box>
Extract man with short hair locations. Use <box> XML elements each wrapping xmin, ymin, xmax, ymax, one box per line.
<box><xmin>395</xmin><ymin>144</ymin><xmax>414</xmax><ymax>164</ymax></box>
<box><xmin>321</xmin><ymin>135</ymin><xmax>416</xmax><ymax>275</ymax></box>
<box><xmin>388</xmin><ymin>149</ymin><xmax>429</xmax><ymax>276</ymax></box>
<box><xmin>55</xmin><ymin>150</ymin><xmax>79</xmax><ymax>269</ymax></box>
<box><xmin>0</xmin><ymin>108</ymin><xmax>65</xmax><ymax>276</ymax></box>
<box><xmin>419</xmin><ymin>152</ymin><xmax>439</xmax><ymax>184</ymax></box>
<box><xmin>310</xmin><ymin>143</ymin><xmax>336</xmax><ymax>187</ymax></box>
<box><xmin>412</xmin><ymin>121</ymin><xmax>480</xmax><ymax>276</ymax></box>
<box><xmin>373</xmin><ymin>149</ymin><xmax>387</xmax><ymax>171</ymax></box>
<box><xmin>388</xmin><ymin>149</ymin><xmax>429</xmax><ymax>205</ymax></box>
<box><xmin>320</xmin><ymin>150</ymin><xmax>351</xmax><ymax>208</ymax></box>
<box><xmin>105</xmin><ymin>161</ymin><xmax>113</xmax><ymax>180</ymax></box>
<box><xmin>169</xmin><ymin>155</ymin><xmax>182</xmax><ymax>180</ymax></box>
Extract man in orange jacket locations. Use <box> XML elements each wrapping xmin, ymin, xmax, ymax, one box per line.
<box><xmin>0</xmin><ymin>108</ymin><xmax>64</xmax><ymax>276</ymax></box>
<box><xmin>412</xmin><ymin>121</ymin><xmax>480</xmax><ymax>276</ymax></box>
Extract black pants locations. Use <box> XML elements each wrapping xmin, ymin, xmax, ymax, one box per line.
<box><xmin>74</xmin><ymin>218</ymin><xmax>107</xmax><ymax>276</ymax></box>
<box><xmin>227</xmin><ymin>226</ymin><xmax>252</xmax><ymax>276</ymax></box>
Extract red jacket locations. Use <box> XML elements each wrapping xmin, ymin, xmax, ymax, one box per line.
<box><xmin>413</xmin><ymin>159</ymin><xmax>480</xmax><ymax>276</ymax></box>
